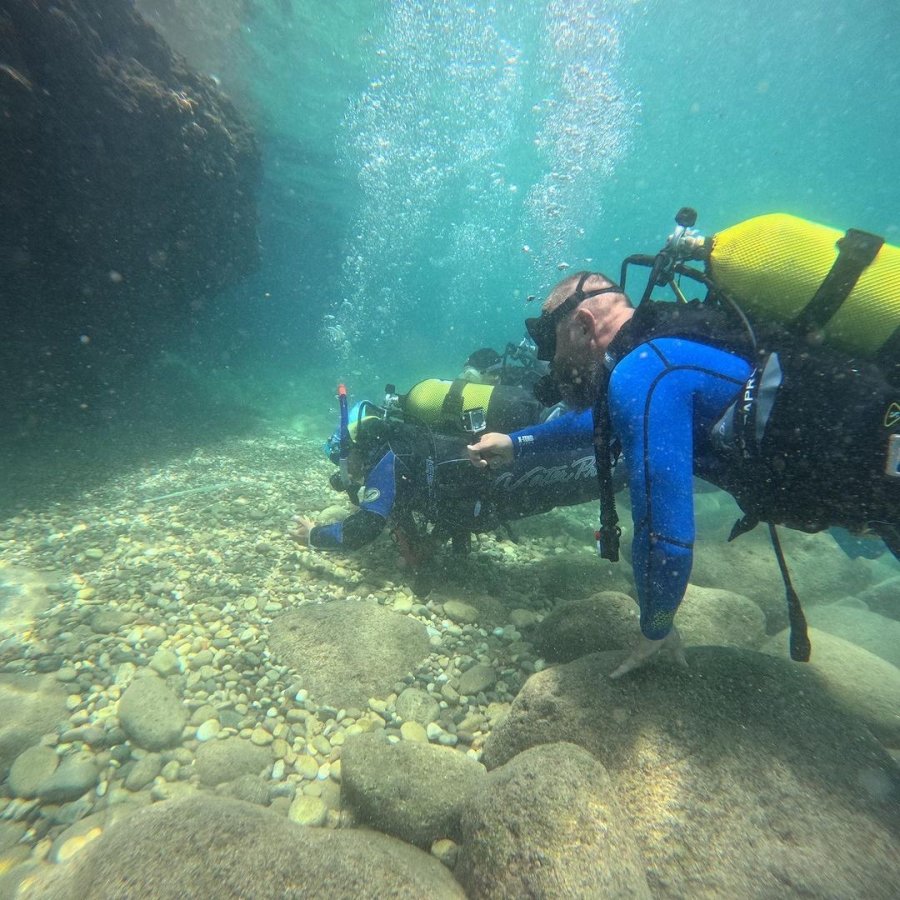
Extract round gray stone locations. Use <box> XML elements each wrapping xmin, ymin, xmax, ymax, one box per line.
<box><xmin>117</xmin><ymin>676</ymin><xmax>187</xmax><ymax>751</ymax></box>
<box><xmin>194</xmin><ymin>737</ymin><xmax>271</xmax><ymax>787</ymax></box>
<box><xmin>37</xmin><ymin>753</ymin><xmax>99</xmax><ymax>803</ymax></box>
<box><xmin>123</xmin><ymin>754</ymin><xmax>162</xmax><ymax>792</ymax></box>
<box><xmin>8</xmin><ymin>746</ymin><xmax>59</xmax><ymax>799</ymax></box>
<box><xmin>395</xmin><ymin>688</ymin><xmax>440</xmax><ymax>726</ymax></box>
<box><xmin>268</xmin><ymin>601</ymin><xmax>430</xmax><ymax>710</ymax></box>
<box><xmin>458</xmin><ymin>664</ymin><xmax>496</xmax><ymax>696</ymax></box>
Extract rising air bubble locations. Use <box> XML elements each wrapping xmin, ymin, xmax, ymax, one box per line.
<box><xmin>325</xmin><ymin>0</ymin><xmax>638</xmax><ymax>361</ymax></box>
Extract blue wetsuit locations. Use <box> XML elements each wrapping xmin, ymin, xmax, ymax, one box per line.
<box><xmin>310</xmin><ymin>451</ymin><xmax>397</xmax><ymax>550</ymax></box>
<box><xmin>512</xmin><ymin>337</ymin><xmax>752</xmax><ymax>640</ymax></box>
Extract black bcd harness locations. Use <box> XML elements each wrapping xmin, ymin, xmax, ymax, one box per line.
<box><xmin>591</xmin><ymin>296</ymin><xmax>897</xmax><ymax>662</ymax></box>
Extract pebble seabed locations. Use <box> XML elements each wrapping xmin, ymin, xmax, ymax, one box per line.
<box><xmin>0</xmin><ymin>427</ymin><xmax>599</xmax><ymax>877</ymax></box>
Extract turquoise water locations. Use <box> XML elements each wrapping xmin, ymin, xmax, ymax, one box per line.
<box><xmin>2</xmin><ymin>1</ymin><xmax>899</xmax><ymax>895</ymax></box>
<box><xmin>157</xmin><ymin>0</ymin><xmax>900</xmax><ymax>417</ymax></box>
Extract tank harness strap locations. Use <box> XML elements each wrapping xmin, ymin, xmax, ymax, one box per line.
<box><xmin>440</xmin><ymin>379</ymin><xmax>467</xmax><ymax>428</ymax></box>
<box><xmin>795</xmin><ymin>228</ymin><xmax>884</xmax><ymax>338</ymax></box>
<box><xmin>390</xmin><ymin>512</ymin><xmax>432</xmax><ymax>569</ymax></box>
<box><xmin>423</xmin><ymin>455</ymin><xmax>437</xmax><ymax>520</ymax></box>
<box><xmin>728</xmin><ymin>518</ymin><xmax>811</xmax><ymax>662</ymax></box>
<box><xmin>767</xmin><ymin>524</ymin><xmax>811</xmax><ymax>662</ymax></box>
<box><xmin>875</xmin><ymin>326</ymin><xmax>900</xmax><ymax>384</ymax></box>
<box><xmin>592</xmin><ymin>387</ymin><xmax>621</xmax><ymax>562</ymax></box>
<box><xmin>877</xmin><ymin>522</ymin><xmax>900</xmax><ymax>561</ymax></box>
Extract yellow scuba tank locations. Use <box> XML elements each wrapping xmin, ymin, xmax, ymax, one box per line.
<box><xmin>400</xmin><ymin>378</ymin><xmax>545</xmax><ymax>434</ymax></box>
<box><xmin>401</xmin><ymin>379</ymin><xmax>495</xmax><ymax>430</ymax></box>
<box><xmin>702</xmin><ymin>213</ymin><xmax>899</xmax><ymax>359</ymax></box>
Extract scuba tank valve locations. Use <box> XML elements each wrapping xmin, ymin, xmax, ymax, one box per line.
<box><xmin>623</xmin><ymin>207</ymin><xmax>709</xmax><ymax>306</ymax></box>
<box><xmin>663</xmin><ymin>206</ymin><xmax>706</xmax><ymax>264</ymax></box>
<box><xmin>643</xmin><ymin>206</ymin><xmax>707</xmax><ymax>302</ymax></box>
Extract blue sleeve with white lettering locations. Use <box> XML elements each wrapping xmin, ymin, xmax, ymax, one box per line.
<box><xmin>309</xmin><ymin>451</ymin><xmax>397</xmax><ymax>551</ymax></box>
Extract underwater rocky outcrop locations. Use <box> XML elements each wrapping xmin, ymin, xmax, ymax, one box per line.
<box><xmin>480</xmin><ymin>647</ymin><xmax>900</xmax><ymax>898</ymax></box>
<box><xmin>0</xmin><ymin>0</ymin><xmax>260</xmax><ymax>435</ymax></box>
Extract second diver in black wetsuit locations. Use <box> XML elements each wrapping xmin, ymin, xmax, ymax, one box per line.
<box><xmin>291</xmin><ymin>397</ymin><xmax>601</xmax><ymax>593</ymax></box>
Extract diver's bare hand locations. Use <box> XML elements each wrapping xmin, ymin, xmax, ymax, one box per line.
<box><xmin>467</xmin><ymin>433</ymin><xmax>514</xmax><ymax>469</ymax></box>
<box><xmin>609</xmin><ymin>627</ymin><xmax>688</xmax><ymax>680</ymax></box>
<box><xmin>290</xmin><ymin>515</ymin><xmax>316</xmax><ymax>548</ymax></box>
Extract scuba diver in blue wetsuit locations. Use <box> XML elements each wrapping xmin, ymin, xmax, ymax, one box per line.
<box><xmin>468</xmin><ymin>266</ymin><xmax>900</xmax><ymax>678</ymax></box>
<box><xmin>291</xmin><ymin>386</ymin><xmax>602</xmax><ymax>595</ymax></box>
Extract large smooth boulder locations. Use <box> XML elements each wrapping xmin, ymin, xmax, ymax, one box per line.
<box><xmin>456</xmin><ymin>742</ymin><xmax>650</xmax><ymax>898</ymax></box>
<box><xmin>535</xmin><ymin>552</ymin><xmax>635</xmax><ymax>604</ymax></box>
<box><xmin>36</xmin><ymin>752</ymin><xmax>99</xmax><ymax>803</ymax></box>
<box><xmin>340</xmin><ymin>731</ymin><xmax>486</xmax><ymax>848</ymax></box>
<box><xmin>0</xmin><ymin>675</ymin><xmax>68</xmax><ymax>779</ymax></box>
<box><xmin>675</xmin><ymin>583</ymin><xmax>766</xmax><ymax>648</ymax></box>
<box><xmin>268</xmin><ymin>600</ymin><xmax>431</xmax><ymax>709</ymax></box>
<box><xmin>25</xmin><ymin>795</ymin><xmax>467</xmax><ymax>899</ymax></box>
<box><xmin>8</xmin><ymin>746</ymin><xmax>59</xmax><ymax>799</ymax></box>
<box><xmin>193</xmin><ymin>737</ymin><xmax>271</xmax><ymax>787</ymax></box>
<box><xmin>533</xmin><ymin>592</ymin><xmax>637</xmax><ymax>663</ymax></box>
<box><xmin>482</xmin><ymin>648</ymin><xmax>900</xmax><ymax>898</ymax></box>
<box><xmin>535</xmin><ymin>586</ymin><xmax>766</xmax><ymax>665</ymax></box>
<box><xmin>856</xmin><ymin>575</ymin><xmax>900</xmax><ymax>621</ymax></box>
<box><xmin>691</xmin><ymin>526</ymin><xmax>875</xmax><ymax>631</ymax></box>
<box><xmin>762</xmin><ymin>627</ymin><xmax>900</xmax><ymax>746</ymax></box>
<box><xmin>806</xmin><ymin>603</ymin><xmax>900</xmax><ymax>668</ymax></box>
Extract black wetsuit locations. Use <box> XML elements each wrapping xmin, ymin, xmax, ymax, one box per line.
<box><xmin>309</xmin><ymin>418</ymin><xmax>598</xmax><ymax>552</ymax></box>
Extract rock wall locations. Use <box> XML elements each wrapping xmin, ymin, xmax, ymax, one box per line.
<box><xmin>0</xmin><ymin>0</ymin><xmax>261</xmax><ymax>434</ymax></box>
